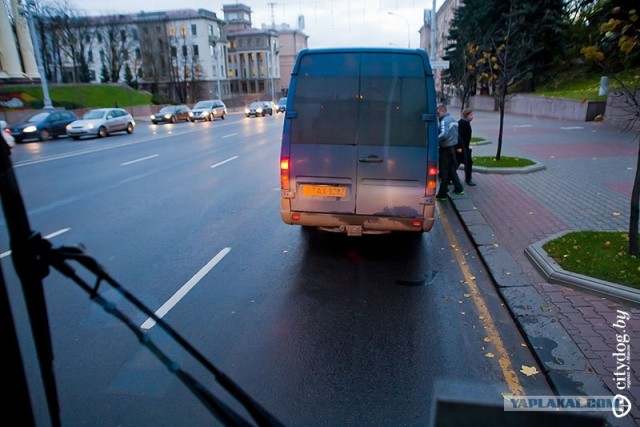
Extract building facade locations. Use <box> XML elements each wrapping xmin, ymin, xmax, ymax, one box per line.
<box><xmin>0</xmin><ymin>3</ymin><xmax>307</xmax><ymax>106</ymax></box>
<box><xmin>419</xmin><ymin>0</ymin><xmax>462</xmax><ymax>96</ymax></box>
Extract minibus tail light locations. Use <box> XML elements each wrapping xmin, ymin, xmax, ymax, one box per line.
<box><xmin>280</xmin><ymin>157</ymin><xmax>290</xmax><ymax>190</ymax></box>
<box><xmin>426</xmin><ymin>162</ymin><xmax>438</xmax><ymax>197</ymax></box>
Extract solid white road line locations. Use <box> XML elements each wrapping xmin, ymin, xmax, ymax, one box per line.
<box><xmin>0</xmin><ymin>228</ymin><xmax>71</xmax><ymax>258</ymax></box>
<box><xmin>222</xmin><ymin>133</ymin><xmax>238</xmax><ymax>138</ymax></box>
<box><xmin>210</xmin><ymin>156</ymin><xmax>238</xmax><ymax>169</ymax></box>
<box><xmin>140</xmin><ymin>247</ymin><xmax>232</xmax><ymax>330</ymax></box>
<box><xmin>120</xmin><ymin>154</ymin><xmax>159</xmax><ymax>166</ymax></box>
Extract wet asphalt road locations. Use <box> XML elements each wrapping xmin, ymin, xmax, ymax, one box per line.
<box><xmin>2</xmin><ymin>114</ymin><xmax>551</xmax><ymax>426</ymax></box>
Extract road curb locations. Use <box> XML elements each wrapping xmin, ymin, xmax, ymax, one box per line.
<box><xmin>525</xmin><ymin>232</ymin><xmax>640</xmax><ymax>308</ymax></box>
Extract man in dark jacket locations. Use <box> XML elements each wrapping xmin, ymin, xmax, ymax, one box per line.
<box><xmin>457</xmin><ymin>108</ymin><xmax>476</xmax><ymax>186</ymax></box>
<box><xmin>436</xmin><ymin>104</ymin><xmax>464</xmax><ymax>200</ymax></box>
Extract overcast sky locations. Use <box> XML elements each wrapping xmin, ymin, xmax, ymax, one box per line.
<box><xmin>71</xmin><ymin>0</ymin><xmax>443</xmax><ymax>50</ymax></box>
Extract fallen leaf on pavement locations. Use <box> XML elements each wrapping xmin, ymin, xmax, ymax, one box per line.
<box><xmin>520</xmin><ymin>365</ymin><xmax>539</xmax><ymax>376</ymax></box>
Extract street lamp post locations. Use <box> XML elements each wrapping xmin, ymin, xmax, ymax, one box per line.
<box><xmin>19</xmin><ymin>0</ymin><xmax>53</xmax><ymax>108</ymax></box>
<box><xmin>388</xmin><ymin>11</ymin><xmax>410</xmax><ymax>49</ymax></box>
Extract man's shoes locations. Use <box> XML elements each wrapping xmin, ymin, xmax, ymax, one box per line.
<box><xmin>436</xmin><ymin>194</ymin><xmax>447</xmax><ymax>201</ymax></box>
<box><xmin>466</xmin><ymin>181</ymin><xmax>477</xmax><ymax>186</ymax></box>
<box><xmin>453</xmin><ymin>190</ymin><xmax>465</xmax><ymax>195</ymax></box>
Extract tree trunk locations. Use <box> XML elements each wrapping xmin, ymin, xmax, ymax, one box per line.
<box><xmin>496</xmin><ymin>87</ymin><xmax>507</xmax><ymax>161</ymax></box>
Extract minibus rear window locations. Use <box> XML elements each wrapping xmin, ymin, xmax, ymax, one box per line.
<box><xmin>291</xmin><ymin>52</ymin><xmax>427</xmax><ymax>147</ymax></box>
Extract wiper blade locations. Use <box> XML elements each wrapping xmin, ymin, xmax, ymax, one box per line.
<box><xmin>45</xmin><ymin>242</ymin><xmax>283</xmax><ymax>427</ymax></box>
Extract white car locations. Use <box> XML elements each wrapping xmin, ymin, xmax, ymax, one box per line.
<box><xmin>1</xmin><ymin>120</ymin><xmax>15</xmax><ymax>150</ymax></box>
<box><xmin>66</xmin><ymin>108</ymin><xmax>135</xmax><ymax>139</ymax></box>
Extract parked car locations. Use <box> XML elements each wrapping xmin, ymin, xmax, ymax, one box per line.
<box><xmin>8</xmin><ymin>110</ymin><xmax>78</xmax><ymax>143</ymax></box>
<box><xmin>1</xmin><ymin>120</ymin><xmax>15</xmax><ymax>151</ymax></box>
<box><xmin>151</xmin><ymin>105</ymin><xmax>191</xmax><ymax>124</ymax></box>
<box><xmin>245</xmin><ymin>101</ymin><xmax>274</xmax><ymax>117</ymax></box>
<box><xmin>66</xmin><ymin>108</ymin><xmax>135</xmax><ymax>139</ymax></box>
<box><xmin>277</xmin><ymin>97</ymin><xmax>287</xmax><ymax>113</ymax></box>
<box><xmin>189</xmin><ymin>100</ymin><xmax>227</xmax><ymax>121</ymax></box>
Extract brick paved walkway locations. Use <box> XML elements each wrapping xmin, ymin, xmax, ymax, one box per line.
<box><xmin>458</xmin><ymin>110</ymin><xmax>640</xmax><ymax>425</ymax></box>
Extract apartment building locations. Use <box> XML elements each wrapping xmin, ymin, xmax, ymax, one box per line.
<box><xmin>0</xmin><ymin>2</ymin><xmax>307</xmax><ymax>106</ymax></box>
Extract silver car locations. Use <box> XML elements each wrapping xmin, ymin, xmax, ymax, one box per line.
<box><xmin>189</xmin><ymin>100</ymin><xmax>227</xmax><ymax>121</ymax></box>
<box><xmin>66</xmin><ymin>108</ymin><xmax>135</xmax><ymax>139</ymax></box>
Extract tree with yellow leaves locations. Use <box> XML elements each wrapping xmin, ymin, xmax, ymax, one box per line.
<box><xmin>582</xmin><ymin>4</ymin><xmax>639</xmax><ymax>255</ymax></box>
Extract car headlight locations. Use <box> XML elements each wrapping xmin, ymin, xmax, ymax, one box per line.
<box><xmin>257</xmin><ymin>108</ymin><xmax>263</xmax><ymax>113</ymax></box>
<box><xmin>150</xmin><ymin>114</ymin><xmax>156</xmax><ymax>120</ymax></box>
<box><xmin>87</xmin><ymin>123</ymin><xmax>94</xmax><ymax>129</ymax></box>
<box><xmin>164</xmin><ymin>114</ymin><xmax>171</xmax><ymax>119</ymax></box>
<box><xmin>23</xmin><ymin>125</ymin><xmax>37</xmax><ymax>133</ymax></box>
<box><xmin>189</xmin><ymin>112</ymin><xmax>194</xmax><ymax>117</ymax></box>
<box><xmin>245</xmin><ymin>109</ymin><xmax>250</xmax><ymax>114</ymax></box>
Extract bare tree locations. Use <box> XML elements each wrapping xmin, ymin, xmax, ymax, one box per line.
<box><xmin>98</xmin><ymin>15</ymin><xmax>135</xmax><ymax>83</ymax></box>
<box><xmin>167</xmin><ymin>24</ymin><xmax>202</xmax><ymax>103</ymax></box>
<box><xmin>479</xmin><ymin>0</ymin><xmax>541</xmax><ymax>160</ymax></box>
<box><xmin>137</xmin><ymin>21</ymin><xmax>168</xmax><ymax>98</ymax></box>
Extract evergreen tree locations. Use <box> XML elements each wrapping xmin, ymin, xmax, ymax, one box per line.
<box><xmin>443</xmin><ymin>0</ymin><xmax>497</xmax><ymax>108</ymax></box>
<box><xmin>100</xmin><ymin>64</ymin><xmax>110</xmax><ymax>83</ymax></box>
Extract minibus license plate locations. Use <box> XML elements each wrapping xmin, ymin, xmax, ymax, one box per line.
<box><xmin>302</xmin><ymin>185</ymin><xmax>346</xmax><ymax>198</ymax></box>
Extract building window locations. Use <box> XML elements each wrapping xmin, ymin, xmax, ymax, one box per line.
<box><xmin>132</xmin><ymin>28</ymin><xmax>138</xmax><ymax>40</ymax></box>
<box><xmin>97</xmin><ymin>34</ymin><xmax>103</xmax><ymax>44</ymax></box>
<box><xmin>182</xmin><ymin>45</ymin><xmax>188</xmax><ymax>57</ymax></box>
<box><xmin>171</xmin><ymin>46</ymin><xmax>177</xmax><ymax>57</ymax></box>
<box><xmin>135</xmin><ymin>48</ymin><xmax>141</xmax><ymax>60</ymax></box>
<box><xmin>191</xmin><ymin>24</ymin><xmax>197</xmax><ymax>36</ymax></box>
<box><xmin>208</xmin><ymin>25</ymin><xmax>213</xmax><ymax>36</ymax></box>
<box><xmin>88</xmin><ymin>51</ymin><xmax>93</xmax><ymax>63</ymax></box>
<box><xmin>120</xmin><ymin>29</ymin><xmax>126</xmax><ymax>40</ymax></box>
<box><xmin>193</xmin><ymin>45</ymin><xmax>199</xmax><ymax>57</ymax></box>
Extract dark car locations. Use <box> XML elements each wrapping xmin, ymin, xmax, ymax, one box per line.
<box><xmin>245</xmin><ymin>101</ymin><xmax>274</xmax><ymax>117</ymax></box>
<box><xmin>277</xmin><ymin>97</ymin><xmax>287</xmax><ymax>113</ymax></box>
<box><xmin>8</xmin><ymin>110</ymin><xmax>78</xmax><ymax>143</ymax></box>
<box><xmin>151</xmin><ymin>105</ymin><xmax>191</xmax><ymax>124</ymax></box>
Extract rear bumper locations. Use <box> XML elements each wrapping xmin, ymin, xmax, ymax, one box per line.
<box><xmin>280</xmin><ymin>201</ymin><xmax>435</xmax><ymax>234</ymax></box>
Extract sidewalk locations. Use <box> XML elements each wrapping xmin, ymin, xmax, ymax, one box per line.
<box><xmin>446</xmin><ymin>110</ymin><xmax>640</xmax><ymax>427</ymax></box>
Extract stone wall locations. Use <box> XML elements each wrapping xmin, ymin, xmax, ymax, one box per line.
<box><xmin>603</xmin><ymin>89</ymin><xmax>640</xmax><ymax>131</ymax></box>
<box><xmin>451</xmin><ymin>94</ymin><xmax>606</xmax><ymax>122</ymax></box>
